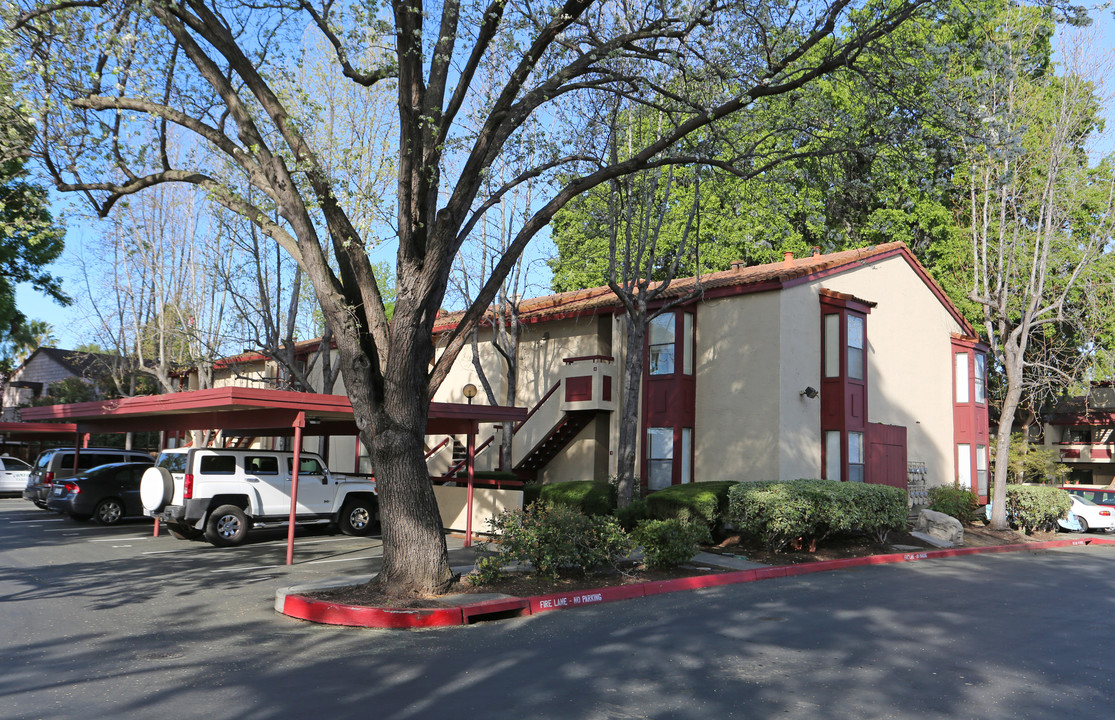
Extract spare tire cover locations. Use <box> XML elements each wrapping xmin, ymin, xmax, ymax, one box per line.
<box><xmin>140</xmin><ymin>466</ymin><xmax>174</xmax><ymax>513</ymax></box>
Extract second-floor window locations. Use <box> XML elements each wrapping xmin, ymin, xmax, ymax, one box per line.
<box><xmin>649</xmin><ymin>315</ymin><xmax>675</xmax><ymax>375</ymax></box>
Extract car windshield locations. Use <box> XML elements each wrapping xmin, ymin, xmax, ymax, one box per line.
<box><xmin>1075</xmin><ymin>496</ymin><xmax>1099</xmax><ymax>507</ymax></box>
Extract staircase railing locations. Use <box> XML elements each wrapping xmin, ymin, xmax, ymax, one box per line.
<box><xmin>511</xmin><ymin>356</ymin><xmax>617</xmax><ymax>468</ymax></box>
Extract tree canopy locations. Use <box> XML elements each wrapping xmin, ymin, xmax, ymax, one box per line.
<box><xmin>8</xmin><ymin>0</ymin><xmax>1038</xmax><ymax>596</ymax></box>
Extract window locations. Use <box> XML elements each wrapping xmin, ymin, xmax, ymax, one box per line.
<box><xmin>824</xmin><ymin>314</ymin><xmax>840</xmax><ymax>378</ymax></box>
<box><xmin>157</xmin><ymin>453</ymin><xmax>188</xmax><ymax>474</ymax></box>
<box><xmin>246</xmin><ymin>456</ymin><xmax>279</xmax><ymax>475</ymax></box>
<box><xmin>647</xmin><ymin>427</ymin><xmax>673</xmax><ymax>490</ymax></box>
<box><xmin>679</xmin><ymin>428</ymin><xmax>692</xmax><ymax>484</ymax></box>
<box><xmin>976</xmin><ymin>445</ymin><xmax>988</xmax><ymax>496</ymax></box>
<box><xmin>289</xmin><ymin>457</ymin><xmax>324</xmax><ymax>475</ymax></box>
<box><xmin>648</xmin><ymin>315</ymin><xmax>675</xmax><ymax>375</ymax></box>
<box><xmin>848</xmin><ymin>432</ymin><xmax>865</xmax><ymax>482</ymax></box>
<box><xmin>847</xmin><ymin>315</ymin><xmax>865</xmax><ymax>380</ymax></box>
<box><xmin>955</xmin><ymin>353</ymin><xmax>969</xmax><ymax>403</ymax></box>
<box><xmin>1066</xmin><ymin>427</ymin><xmax>1093</xmax><ymax>444</ymax></box>
<box><xmin>199</xmin><ymin>455</ymin><xmax>236</xmax><ymax>475</ymax></box>
<box><xmin>682</xmin><ymin>313</ymin><xmax>694</xmax><ymax>375</ymax></box>
<box><xmin>825</xmin><ymin>430</ymin><xmax>842</xmax><ymax>482</ymax></box>
<box><xmin>974</xmin><ymin>354</ymin><xmax>987</xmax><ymax>403</ymax></box>
<box><xmin>957</xmin><ymin>444</ymin><xmax>971</xmax><ymax>488</ymax></box>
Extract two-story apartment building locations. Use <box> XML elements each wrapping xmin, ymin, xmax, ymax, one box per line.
<box><xmin>430</xmin><ymin>242</ymin><xmax>992</xmax><ymax>500</ymax></box>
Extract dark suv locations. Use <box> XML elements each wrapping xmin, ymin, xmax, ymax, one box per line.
<box><xmin>23</xmin><ymin>447</ymin><xmax>153</xmax><ymax>508</ymax></box>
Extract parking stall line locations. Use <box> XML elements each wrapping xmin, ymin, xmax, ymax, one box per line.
<box><xmin>211</xmin><ymin>565</ymin><xmax>279</xmax><ymax>573</ymax></box>
<box><xmin>10</xmin><ymin>517</ymin><xmax>68</xmax><ymax>523</ymax></box>
<box><xmin>305</xmin><ymin>556</ymin><xmax>376</xmax><ymax>565</ymax></box>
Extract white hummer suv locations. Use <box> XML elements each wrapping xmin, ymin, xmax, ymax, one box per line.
<box><xmin>140</xmin><ymin>448</ymin><xmax>378</xmax><ymax>547</ymax></box>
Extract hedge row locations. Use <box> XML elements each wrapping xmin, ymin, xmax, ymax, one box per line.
<box><xmin>727</xmin><ymin>479</ymin><xmax>908</xmax><ymax>552</ymax></box>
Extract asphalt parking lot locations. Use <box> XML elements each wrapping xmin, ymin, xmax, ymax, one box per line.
<box><xmin>5</xmin><ymin>495</ymin><xmax>1115</xmax><ymax>720</ymax></box>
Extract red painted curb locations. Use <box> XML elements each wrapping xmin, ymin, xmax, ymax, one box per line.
<box><xmin>282</xmin><ymin>594</ymin><xmax>464</xmax><ymax>628</ymax></box>
<box><xmin>529</xmin><ymin>583</ymin><xmax>645</xmax><ymax>613</ymax></box>
<box><xmin>278</xmin><ymin>536</ymin><xmax>1111</xmax><ymax>628</ymax></box>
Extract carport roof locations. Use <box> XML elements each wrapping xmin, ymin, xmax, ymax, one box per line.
<box><xmin>18</xmin><ymin>387</ymin><xmax>525</xmax><ymax>436</ymax></box>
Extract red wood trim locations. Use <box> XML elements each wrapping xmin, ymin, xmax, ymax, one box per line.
<box><xmin>515</xmin><ymin>381</ymin><xmax>562</xmax><ymax>430</ymax></box>
<box><xmin>562</xmin><ymin>355</ymin><xmax>615</xmax><ymax>364</ymax></box>
<box><xmin>565</xmin><ymin>377</ymin><xmax>593</xmax><ymax>402</ymax></box>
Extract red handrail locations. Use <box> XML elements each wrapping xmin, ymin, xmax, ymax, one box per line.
<box><xmin>515</xmin><ymin>381</ymin><xmax>561</xmax><ymax>430</ymax></box>
<box><xmin>425</xmin><ymin>436</ymin><xmax>452</xmax><ymax>460</ymax></box>
<box><xmin>442</xmin><ymin>435</ymin><xmax>495</xmax><ymax>477</ymax></box>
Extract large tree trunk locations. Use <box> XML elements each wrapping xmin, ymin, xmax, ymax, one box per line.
<box><xmin>615</xmin><ymin>314</ymin><xmax>646</xmax><ymax>508</ymax></box>
<box><xmin>989</xmin><ymin>344</ymin><xmax>1024</xmax><ymax>530</ymax></box>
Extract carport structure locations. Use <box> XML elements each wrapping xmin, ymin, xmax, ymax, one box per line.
<box><xmin>20</xmin><ymin>387</ymin><xmax>526</xmax><ymax>562</ymax></box>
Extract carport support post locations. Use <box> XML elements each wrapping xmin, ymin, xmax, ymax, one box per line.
<box><xmin>465</xmin><ymin>424</ymin><xmax>476</xmax><ymax>547</ymax></box>
<box><xmin>286</xmin><ymin>412</ymin><xmax>305</xmax><ymax>566</ymax></box>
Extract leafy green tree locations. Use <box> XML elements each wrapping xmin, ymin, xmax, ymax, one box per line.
<box><xmin>548</xmin><ymin>3</ymin><xmax>982</xmax><ymax>290</ymax></box>
<box><xmin>10</xmin><ymin>0</ymin><xmax>977</xmax><ymax>598</ymax></box>
<box><xmin>957</xmin><ymin>11</ymin><xmax>1114</xmax><ymax>530</ymax></box>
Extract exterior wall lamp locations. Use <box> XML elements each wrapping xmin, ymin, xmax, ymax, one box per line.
<box><xmin>800</xmin><ymin>386</ymin><xmax>819</xmax><ymax>399</ymax></box>
<box><xmin>463</xmin><ymin>383</ymin><xmax>478</xmax><ymax>405</ymax></box>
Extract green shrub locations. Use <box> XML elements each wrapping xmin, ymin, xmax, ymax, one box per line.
<box><xmin>728</xmin><ymin>479</ymin><xmax>907</xmax><ymax>552</ymax></box>
<box><xmin>645</xmin><ymin>481</ymin><xmax>739</xmax><ymax>530</ymax></box>
<box><xmin>632</xmin><ymin>519</ymin><xmax>711</xmax><ymax>569</ymax></box>
<box><xmin>614</xmin><ymin>498</ymin><xmax>649</xmax><ymax>531</ymax></box>
<box><xmin>477</xmin><ymin>501</ymin><xmax>633</xmax><ymax>580</ymax></box>
<box><xmin>928</xmin><ymin>485</ymin><xmax>978</xmax><ymax>522</ymax></box>
<box><xmin>1004</xmin><ymin>485</ymin><xmax>1072</xmax><ymax>534</ymax></box>
<box><xmin>521</xmin><ymin>481</ymin><xmax>616</xmax><ymax>516</ymax></box>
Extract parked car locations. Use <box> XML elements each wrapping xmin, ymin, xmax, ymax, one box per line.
<box><xmin>0</xmin><ymin>456</ymin><xmax>32</xmax><ymax>495</ymax></box>
<box><xmin>22</xmin><ymin>447</ymin><xmax>153</xmax><ymax>508</ymax></box>
<box><xmin>1061</xmin><ymin>485</ymin><xmax>1115</xmax><ymax>511</ymax></box>
<box><xmin>45</xmin><ymin>462</ymin><xmax>154</xmax><ymax>524</ymax></box>
<box><xmin>141</xmin><ymin>448</ymin><xmax>378</xmax><ymax>546</ymax></box>
<box><xmin>1067</xmin><ymin>495</ymin><xmax>1115</xmax><ymax>533</ymax></box>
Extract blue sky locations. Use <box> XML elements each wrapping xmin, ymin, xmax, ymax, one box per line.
<box><xmin>17</xmin><ymin>9</ymin><xmax>1115</xmax><ymax>351</ymax></box>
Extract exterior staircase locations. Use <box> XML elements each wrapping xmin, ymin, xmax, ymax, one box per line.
<box><xmin>511</xmin><ymin>356</ymin><xmax>617</xmax><ymax>473</ymax></box>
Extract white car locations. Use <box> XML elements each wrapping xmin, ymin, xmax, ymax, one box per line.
<box><xmin>1069</xmin><ymin>495</ymin><xmax>1115</xmax><ymax>533</ymax></box>
<box><xmin>0</xmin><ymin>456</ymin><xmax>32</xmax><ymax>494</ymax></box>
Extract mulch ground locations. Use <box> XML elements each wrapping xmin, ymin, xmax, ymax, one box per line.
<box><xmin>308</xmin><ymin>521</ymin><xmax>1069</xmax><ymax>609</ymax></box>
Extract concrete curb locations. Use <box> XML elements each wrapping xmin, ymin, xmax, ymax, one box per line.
<box><xmin>277</xmin><ymin>537</ymin><xmax>1113</xmax><ymax>629</ymax></box>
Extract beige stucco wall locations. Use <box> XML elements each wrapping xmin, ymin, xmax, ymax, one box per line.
<box><xmin>432</xmin><ymin>485</ymin><xmax>524</xmax><ymax>533</ymax></box>
<box><xmin>693</xmin><ymin>290</ymin><xmax>785</xmax><ymax>483</ymax></box>
<box><xmin>815</xmin><ymin>255</ymin><xmax>964</xmax><ymax>488</ymax></box>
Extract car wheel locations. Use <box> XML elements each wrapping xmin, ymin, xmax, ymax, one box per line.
<box><xmin>94</xmin><ymin>498</ymin><xmax>125</xmax><ymax>525</ymax></box>
<box><xmin>167</xmin><ymin>523</ymin><xmax>203</xmax><ymax>541</ymax></box>
<box><xmin>339</xmin><ymin>498</ymin><xmax>379</xmax><ymax>536</ymax></box>
<box><xmin>204</xmin><ymin>505</ymin><xmax>250</xmax><ymax>547</ymax></box>
<box><xmin>1077</xmin><ymin>516</ymin><xmax>1090</xmax><ymax>533</ymax></box>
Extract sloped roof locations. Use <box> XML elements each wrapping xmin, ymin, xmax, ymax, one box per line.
<box><xmin>19</xmin><ymin>347</ymin><xmax>120</xmax><ymax>379</ymax></box>
<box><xmin>433</xmin><ymin>242</ymin><xmax>974</xmax><ymax>335</ymax></box>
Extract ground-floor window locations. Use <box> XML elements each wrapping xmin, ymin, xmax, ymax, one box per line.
<box><xmin>976</xmin><ymin>445</ymin><xmax>988</xmax><ymax>495</ymax></box>
<box><xmin>680</xmin><ymin>428</ymin><xmax>692</xmax><ymax>484</ymax></box>
<box><xmin>848</xmin><ymin>431</ymin><xmax>864</xmax><ymax>483</ymax></box>
<box><xmin>647</xmin><ymin>427</ymin><xmax>673</xmax><ymax>490</ymax></box>
<box><xmin>825</xmin><ymin>430</ymin><xmax>841</xmax><ymax>482</ymax></box>
<box><xmin>957</xmin><ymin>444</ymin><xmax>972</xmax><ymax>488</ymax></box>
<box><xmin>646</xmin><ymin>426</ymin><xmax>694</xmax><ymax>488</ymax></box>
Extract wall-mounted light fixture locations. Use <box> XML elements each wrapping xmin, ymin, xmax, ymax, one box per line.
<box><xmin>800</xmin><ymin>386</ymin><xmax>819</xmax><ymax>399</ymax></box>
<box><xmin>463</xmin><ymin>383</ymin><xmax>478</xmax><ymax>405</ymax></box>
